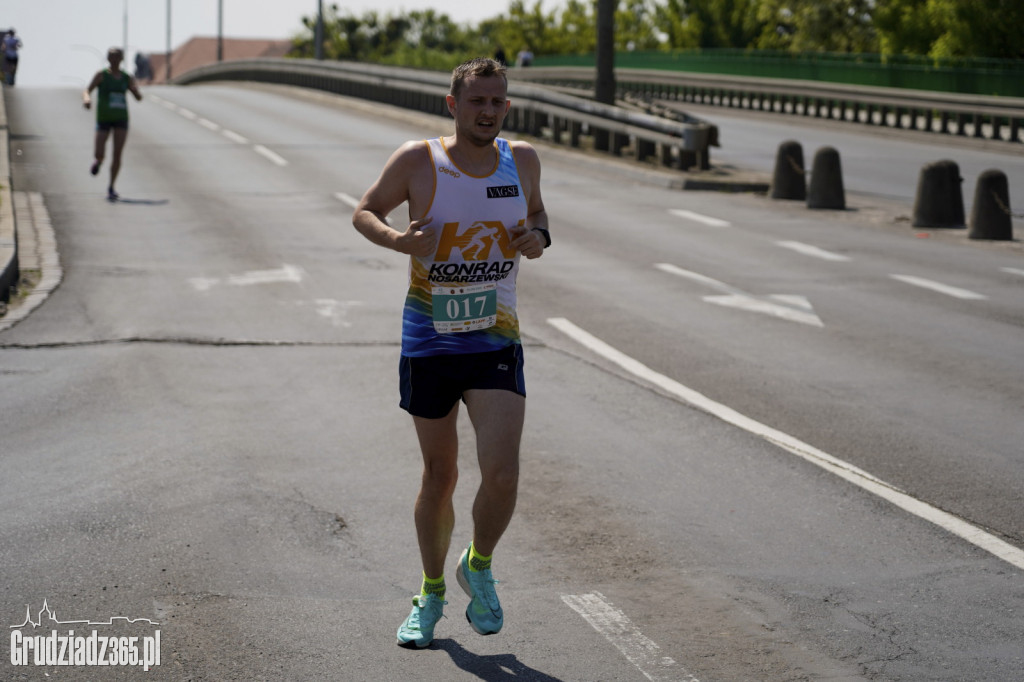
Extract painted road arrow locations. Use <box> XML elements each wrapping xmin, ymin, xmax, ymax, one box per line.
<box><xmin>655</xmin><ymin>263</ymin><xmax>824</xmax><ymax>327</ymax></box>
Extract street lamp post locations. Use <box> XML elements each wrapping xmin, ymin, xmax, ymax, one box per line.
<box><xmin>165</xmin><ymin>0</ymin><xmax>172</xmax><ymax>82</ymax></box>
<box><xmin>315</xmin><ymin>0</ymin><xmax>324</xmax><ymax>60</ymax></box>
<box><xmin>217</xmin><ymin>0</ymin><xmax>223</xmax><ymax>62</ymax></box>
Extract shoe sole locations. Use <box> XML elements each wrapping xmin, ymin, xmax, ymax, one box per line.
<box><xmin>396</xmin><ymin>637</ymin><xmax>432</xmax><ymax>649</ymax></box>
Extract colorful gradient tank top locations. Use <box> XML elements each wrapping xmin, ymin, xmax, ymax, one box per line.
<box><xmin>401</xmin><ymin>137</ymin><xmax>528</xmax><ymax>357</ymax></box>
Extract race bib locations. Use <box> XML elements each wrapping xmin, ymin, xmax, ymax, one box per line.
<box><xmin>109</xmin><ymin>92</ymin><xmax>127</xmax><ymax>109</ymax></box>
<box><xmin>431</xmin><ymin>283</ymin><xmax>497</xmax><ymax>333</ymax></box>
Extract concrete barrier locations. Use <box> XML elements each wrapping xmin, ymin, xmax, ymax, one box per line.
<box><xmin>770</xmin><ymin>140</ymin><xmax>806</xmax><ymax>200</ymax></box>
<box><xmin>968</xmin><ymin>169</ymin><xmax>1013</xmax><ymax>240</ymax></box>
<box><xmin>806</xmin><ymin>146</ymin><xmax>845</xmax><ymax>210</ymax></box>
<box><xmin>912</xmin><ymin>160</ymin><xmax>965</xmax><ymax>228</ymax></box>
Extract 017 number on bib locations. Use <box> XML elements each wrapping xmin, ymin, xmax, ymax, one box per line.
<box><xmin>431</xmin><ymin>283</ymin><xmax>497</xmax><ymax>333</ymax></box>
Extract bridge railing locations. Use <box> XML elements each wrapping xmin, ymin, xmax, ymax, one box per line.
<box><xmin>511</xmin><ymin>66</ymin><xmax>1024</xmax><ymax>144</ymax></box>
<box><xmin>173</xmin><ymin>58</ymin><xmax>716</xmax><ymax>171</ymax></box>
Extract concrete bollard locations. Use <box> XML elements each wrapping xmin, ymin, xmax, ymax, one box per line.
<box><xmin>968</xmin><ymin>169</ymin><xmax>1013</xmax><ymax>241</ymax></box>
<box><xmin>807</xmin><ymin>146</ymin><xmax>845</xmax><ymax>210</ymax></box>
<box><xmin>913</xmin><ymin>160</ymin><xmax>965</xmax><ymax>228</ymax></box>
<box><xmin>770</xmin><ymin>140</ymin><xmax>806</xmax><ymax>200</ymax></box>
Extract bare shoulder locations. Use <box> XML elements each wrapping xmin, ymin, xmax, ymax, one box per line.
<box><xmin>509</xmin><ymin>139</ymin><xmax>540</xmax><ymax>166</ymax></box>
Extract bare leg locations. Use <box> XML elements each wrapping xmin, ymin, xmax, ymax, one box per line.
<box><xmin>412</xmin><ymin>403</ymin><xmax>460</xmax><ymax>579</ymax></box>
<box><xmin>93</xmin><ymin>129</ymin><xmax>110</xmax><ymax>173</ymax></box>
<box><xmin>464</xmin><ymin>389</ymin><xmax>524</xmax><ymax>557</ymax></box>
<box><xmin>109</xmin><ymin>127</ymin><xmax>129</xmax><ymax>193</ymax></box>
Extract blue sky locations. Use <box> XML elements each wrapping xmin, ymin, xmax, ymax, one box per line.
<box><xmin>3</xmin><ymin>0</ymin><xmax>521</xmax><ymax>87</ymax></box>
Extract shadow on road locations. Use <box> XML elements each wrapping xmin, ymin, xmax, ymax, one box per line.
<box><xmin>110</xmin><ymin>197</ymin><xmax>170</xmax><ymax>206</ymax></box>
<box><xmin>435</xmin><ymin>638</ymin><xmax>565</xmax><ymax>681</ymax></box>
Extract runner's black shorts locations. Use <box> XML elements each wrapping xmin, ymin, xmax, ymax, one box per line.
<box><xmin>96</xmin><ymin>120</ymin><xmax>129</xmax><ymax>132</ymax></box>
<box><xmin>399</xmin><ymin>344</ymin><xmax>525</xmax><ymax>419</ymax></box>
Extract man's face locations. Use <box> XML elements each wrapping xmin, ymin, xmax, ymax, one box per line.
<box><xmin>449</xmin><ymin>75</ymin><xmax>510</xmax><ymax>147</ymax></box>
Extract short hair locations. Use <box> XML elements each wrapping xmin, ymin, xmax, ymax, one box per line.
<box><xmin>108</xmin><ymin>47</ymin><xmax>124</xmax><ymax>59</ymax></box>
<box><xmin>450</xmin><ymin>58</ymin><xmax>507</xmax><ymax>100</ymax></box>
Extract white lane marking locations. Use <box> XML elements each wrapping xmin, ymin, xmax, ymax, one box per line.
<box><xmin>311</xmin><ymin>299</ymin><xmax>364</xmax><ymax>328</ymax></box>
<box><xmin>177</xmin><ymin>107</ymin><xmax>197</xmax><ymax>120</ymax></box>
<box><xmin>189</xmin><ymin>265</ymin><xmax>303</xmax><ymax>291</ymax></box>
<box><xmin>227</xmin><ymin>264</ymin><xmax>302</xmax><ymax>286</ymax></box>
<box><xmin>669</xmin><ymin>209</ymin><xmax>731</xmax><ymax>228</ymax></box>
<box><xmin>1001</xmin><ymin>267</ymin><xmax>1024</xmax><ymax>277</ymax></box>
<box><xmin>222</xmin><ymin>129</ymin><xmax>249</xmax><ymax>145</ymax></box>
<box><xmin>890</xmin><ymin>274</ymin><xmax>987</xmax><ymax>300</ymax></box>
<box><xmin>197</xmin><ymin>117</ymin><xmax>220</xmax><ymax>132</ymax></box>
<box><xmin>776</xmin><ymin>240</ymin><xmax>851</xmax><ymax>262</ymax></box>
<box><xmin>253</xmin><ymin>144</ymin><xmax>289</xmax><ymax>167</ymax></box>
<box><xmin>547</xmin><ymin>317</ymin><xmax>1024</xmax><ymax>572</ymax></box>
<box><xmin>334</xmin><ymin>192</ymin><xmax>360</xmax><ymax>209</ymax></box>
<box><xmin>562</xmin><ymin>593</ymin><xmax>698</xmax><ymax>682</ymax></box>
<box><xmin>655</xmin><ymin>263</ymin><xmax>823</xmax><ymax>327</ymax></box>
<box><xmin>703</xmin><ymin>294</ymin><xmax>823</xmax><ymax>327</ymax></box>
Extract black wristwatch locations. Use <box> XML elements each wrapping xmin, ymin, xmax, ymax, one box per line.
<box><xmin>531</xmin><ymin>227</ymin><xmax>551</xmax><ymax>249</ymax></box>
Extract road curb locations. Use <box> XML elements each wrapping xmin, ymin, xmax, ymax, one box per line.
<box><xmin>0</xmin><ymin>85</ymin><xmax>17</xmax><ymax>307</ymax></box>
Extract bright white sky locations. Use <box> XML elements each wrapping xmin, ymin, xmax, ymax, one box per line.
<box><xmin>3</xmin><ymin>0</ymin><xmax>526</xmax><ymax>88</ymax></box>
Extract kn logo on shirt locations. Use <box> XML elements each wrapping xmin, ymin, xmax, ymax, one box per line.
<box><xmin>435</xmin><ymin>220</ymin><xmax>525</xmax><ymax>261</ymax></box>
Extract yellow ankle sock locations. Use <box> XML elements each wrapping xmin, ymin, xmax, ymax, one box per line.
<box><xmin>421</xmin><ymin>573</ymin><xmax>445</xmax><ymax>600</ymax></box>
<box><xmin>468</xmin><ymin>543</ymin><xmax>492</xmax><ymax>572</ymax></box>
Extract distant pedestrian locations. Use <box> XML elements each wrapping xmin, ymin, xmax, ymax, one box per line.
<box><xmin>134</xmin><ymin>52</ymin><xmax>152</xmax><ymax>83</ymax></box>
<box><xmin>2</xmin><ymin>29</ymin><xmax>22</xmax><ymax>85</ymax></box>
<box><xmin>83</xmin><ymin>47</ymin><xmax>143</xmax><ymax>201</ymax></box>
<box><xmin>515</xmin><ymin>48</ymin><xmax>533</xmax><ymax>67</ymax></box>
<box><xmin>494</xmin><ymin>45</ymin><xmax>507</xmax><ymax>67</ymax></box>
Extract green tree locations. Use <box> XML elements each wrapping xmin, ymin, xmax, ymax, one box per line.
<box><xmin>756</xmin><ymin>0</ymin><xmax>877</xmax><ymax>52</ymax></box>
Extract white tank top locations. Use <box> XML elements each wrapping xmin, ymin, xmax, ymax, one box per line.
<box><xmin>401</xmin><ymin>137</ymin><xmax>528</xmax><ymax>356</ymax></box>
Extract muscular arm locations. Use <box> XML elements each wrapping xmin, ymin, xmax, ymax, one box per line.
<box><xmin>352</xmin><ymin>140</ymin><xmax>437</xmax><ymax>258</ymax></box>
<box><xmin>511</xmin><ymin>141</ymin><xmax>549</xmax><ymax>259</ymax></box>
<box><xmin>128</xmin><ymin>77</ymin><xmax>143</xmax><ymax>101</ymax></box>
<box><xmin>82</xmin><ymin>71</ymin><xmax>103</xmax><ymax>108</ymax></box>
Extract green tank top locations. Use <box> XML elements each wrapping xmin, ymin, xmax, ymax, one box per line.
<box><xmin>97</xmin><ymin>70</ymin><xmax>130</xmax><ymax>123</ymax></box>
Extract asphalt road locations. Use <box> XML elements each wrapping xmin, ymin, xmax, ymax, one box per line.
<box><xmin>1</xmin><ymin>82</ymin><xmax>1022</xmax><ymax>681</ymax></box>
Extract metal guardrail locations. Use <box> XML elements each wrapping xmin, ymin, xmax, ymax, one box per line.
<box><xmin>174</xmin><ymin>58</ymin><xmax>715</xmax><ymax>171</ymax></box>
<box><xmin>511</xmin><ymin>67</ymin><xmax>1024</xmax><ymax>144</ymax></box>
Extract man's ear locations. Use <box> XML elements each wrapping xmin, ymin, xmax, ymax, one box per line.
<box><xmin>446</xmin><ymin>93</ymin><xmax>456</xmax><ymax>118</ymax></box>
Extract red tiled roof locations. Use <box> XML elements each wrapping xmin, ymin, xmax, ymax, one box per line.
<box><xmin>144</xmin><ymin>36</ymin><xmax>293</xmax><ymax>84</ymax></box>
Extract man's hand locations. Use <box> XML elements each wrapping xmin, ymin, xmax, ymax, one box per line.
<box><xmin>509</xmin><ymin>225</ymin><xmax>544</xmax><ymax>259</ymax></box>
<box><xmin>395</xmin><ymin>217</ymin><xmax>436</xmax><ymax>257</ymax></box>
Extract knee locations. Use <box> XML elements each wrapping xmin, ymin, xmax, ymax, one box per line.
<box><xmin>484</xmin><ymin>461</ymin><xmax>519</xmax><ymax>494</ymax></box>
<box><xmin>422</xmin><ymin>460</ymin><xmax>458</xmax><ymax>497</ymax></box>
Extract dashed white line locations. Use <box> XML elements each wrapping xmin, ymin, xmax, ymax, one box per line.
<box><xmin>890</xmin><ymin>274</ymin><xmax>987</xmax><ymax>300</ymax></box>
<box><xmin>1001</xmin><ymin>267</ymin><xmax>1024</xmax><ymax>277</ymax></box>
<box><xmin>333</xmin><ymin>192</ymin><xmax>360</xmax><ymax>208</ymax></box>
<box><xmin>221</xmin><ymin>129</ymin><xmax>249</xmax><ymax>145</ymax></box>
<box><xmin>546</xmin><ymin>316</ymin><xmax>1024</xmax><ymax>572</ymax></box>
<box><xmin>562</xmin><ymin>592</ymin><xmax>698</xmax><ymax>682</ymax></box>
<box><xmin>776</xmin><ymin>240</ymin><xmax>851</xmax><ymax>262</ymax></box>
<box><xmin>177</xmin><ymin>107</ymin><xmax>197</xmax><ymax>120</ymax></box>
<box><xmin>253</xmin><ymin>144</ymin><xmax>289</xmax><ymax>167</ymax></box>
<box><xmin>668</xmin><ymin>209</ymin><xmax>731</xmax><ymax>228</ymax></box>
<box><xmin>197</xmin><ymin>118</ymin><xmax>220</xmax><ymax>132</ymax></box>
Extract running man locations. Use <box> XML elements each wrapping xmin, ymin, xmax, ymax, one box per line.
<box><xmin>2</xmin><ymin>29</ymin><xmax>21</xmax><ymax>86</ymax></box>
<box><xmin>352</xmin><ymin>57</ymin><xmax>550</xmax><ymax>649</ymax></box>
<box><xmin>83</xmin><ymin>48</ymin><xmax>142</xmax><ymax>201</ymax></box>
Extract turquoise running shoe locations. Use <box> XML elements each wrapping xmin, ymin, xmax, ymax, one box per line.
<box><xmin>456</xmin><ymin>546</ymin><xmax>503</xmax><ymax>635</ymax></box>
<box><xmin>396</xmin><ymin>593</ymin><xmax>446</xmax><ymax>648</ymax></box>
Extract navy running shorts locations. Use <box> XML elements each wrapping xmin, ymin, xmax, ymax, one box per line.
<box><xmin>96</xmin><ymin>120</ymin><xmax>129</xmax><ymax>132</ymax></box>
<box><xmin>399</xmin><ymin>344</ymin><xmax>525</xmax><ymax>419</ymax></box>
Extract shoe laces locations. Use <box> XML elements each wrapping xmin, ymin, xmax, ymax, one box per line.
<box><xmin>472</xmin><ymin>571</ymin><xmax>501</xmax><ymax>610</ymax></box>
<box><xmin>410</xmin><ymin>594</ymin><xmax>447</xmax><ymax>628</ymax></box>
